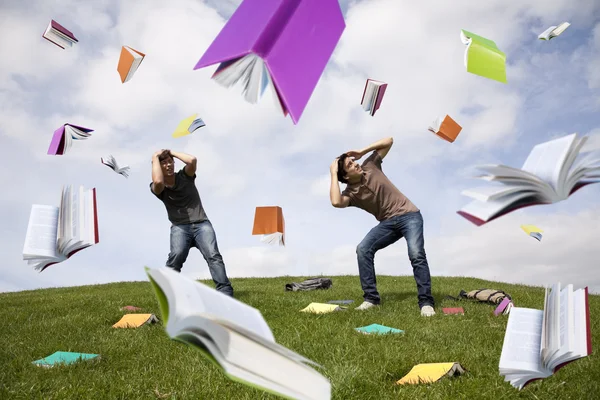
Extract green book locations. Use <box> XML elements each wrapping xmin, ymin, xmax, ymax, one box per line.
<box><xmin>460</xmin><ymin>30</ymin><xmax>507</xmax><ymax>83</ymax></box>
<box><xmin>32</xmin><ymin>351</ymin><xmax>100</xmax><ymax>368</ymax></box>
<box><xmin>355</xmin><ymin>323</ymin><xmax>404</xmax><ymax>335</ymax></box>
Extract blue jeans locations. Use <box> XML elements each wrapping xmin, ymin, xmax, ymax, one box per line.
<box><xmin>356</xmin><ymin>211</ymin><xmax>434</xmax><ymax>308</ymax></box>
<box><xmin>166</xmin><ymin>220</ymin><xmax>234</xmax><ymax>297</ymax></box>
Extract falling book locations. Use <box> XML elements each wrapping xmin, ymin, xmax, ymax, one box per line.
<box><xmin>22</xmin><ymin>185</ymin><xmax>99</xmax><ymax>272</ymax></box>
<box><xmin>300</xmin><ymin>303</ymin><xmax>345</xmax><ymax>314</ymax></box>
<box><xmin>354</xmin><ymin>324</ymin><xmax>404</xmax><ymax>335</ymax></box>
<box><xmin>32</xmin><ymin>351</ymin><xmax>99</xmax><ymax>368</ymax></box>
<box><xmin>442</xmin><ymin>307</ymin><xmax>465</xmax><ymax>315</ymax></box>
<box><xmin>499</xmin><ymin>283</ymin><xmax>592</xmax><ymax>390</ymax></box>
<box><xmin>145</xmin><ymin>266</ymin><xmax>331</xmax><ymax>400</ymax></box>
<box><xmin>47</xmin><ymin>124</ymin><xmax>93</xmax><ymax>155</ymax></box>
<box><xmin>428</xmin><ymin>115</ymin><xmax>462</xmax><ymax>143</ymax></box>
<box><xmin>193</xmin><ymin>0</ymin><xmax>346</xmax><ymax>125</ymax></box>
<box><xmin>42</xmin><ymin>20</ymin><xmax>78</xmax><ymax>49</ymax></box>
<box><xmin>120</xmin><ymin>306</ymin><xmax>142</xmax><ymax>311</ymax></box>
<box><xmin>252</xmin><ymin>206</ymin><xmax>285</xmax><ymax>246</ymax></box>
<box><xmin>113</xmin><ymin>314</ymin><xmax>158</xmax><ymax>328</ymax></box>
<box><xmin>117</xmin><ymin>46</ymin><xmax>145</xmax><ymax>83</ymax></box>
<box><xmin>457</xmin><ymin>133</ymin><xmax>600</xmax><ymax>225</ymax></box>
<box><xmin>494</xmin><ymin>298</ymin><xmax>513</xmax><ymax>316</ymax></box>
<box><xmin>521</xmin><ymin>225</ymin><xmax>542</xmax><ymax>241</ymax></box>
<box><xmin>361</xmin><ymin>79</ymin><xmax>388</xmax><ymax>116</ymax></box>
<box><xmin>172</xmin><ymin>114</ymin><xmax>206</xmax><ymax>138</ymax></box>
<box><xmin>538</xmin><ymin>22</ymin><xmax>570</xmax><ymax>40</ymax></box>
<box><xmin>460</xmin><ymin>30</ymin><xmax>506</xmax><ymax>83</ymax></box>
<box><xmin>396</xmin><ymin>362</ymin><xmax>465</xmax><ymax>385</ymax></box>
<box><xmin>101</xmin><ymin>155</ymin><xmax>130</xmax><ymax>178</ymax></box>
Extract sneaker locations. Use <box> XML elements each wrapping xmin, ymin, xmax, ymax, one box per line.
<box><xmin>420</xmin><ymin>305</ymin><xmax>435</xmax><ymax>317</ymax></box>
<box><xmin>355</xmin><ymin>301</ymin><xmax>379</xmax><ymax>311</ymax></box>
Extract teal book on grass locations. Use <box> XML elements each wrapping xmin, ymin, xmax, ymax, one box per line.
<box><xmin>355</xmin><ymin>324</ymin><xmax>404</xmax><ymax>335</ymax></box>
<box><xmin>32</xmin><ymin>351</ymin><xmax>100</xmax><ymax>367</ymax></box>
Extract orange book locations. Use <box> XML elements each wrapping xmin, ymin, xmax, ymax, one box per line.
<box><xmin>117</xmin><ymin>46</ymin><xmax>145</xmax><ymax>83</ymax></box>
<box><xmin>428</xmin><ymin>115</ymin><xmax>462</xmax><ymax>143</ymax></box>
<box><xmin>252</xmin><ymin>206</ymin><xmax>285</xmax><ymax>246</ymax></box>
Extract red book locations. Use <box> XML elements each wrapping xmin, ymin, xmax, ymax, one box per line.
<box><xmin>442</xmin><ymin>307</ymin><xmax>465</xmax><ymax>315</ymax></box>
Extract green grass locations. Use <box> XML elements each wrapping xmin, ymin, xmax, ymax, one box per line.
<box><xmin>0</xmin><ymin>275</ymin><xmax>598</xmax><ymax>399</ymax></box>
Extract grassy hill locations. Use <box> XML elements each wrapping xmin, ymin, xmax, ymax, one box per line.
<box><xmin>0</xmin><ymin>275</ymin><xmax>598</xmax><ymax>399</ymax></box>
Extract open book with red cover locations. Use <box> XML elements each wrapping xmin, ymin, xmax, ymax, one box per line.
<box><xmin>498</xmin><ymin>283</ymin><xmax>592</xmax><ymax>390</ymax></box>
<box><xmin>22</xmin><ymin>185</ymin><xmax>99</xmax><ymax>272</ymax></box>
<box><xmin>42</xmin><ymin>20</ymin><xmax>78</xmax><ymax>49</ymax></box>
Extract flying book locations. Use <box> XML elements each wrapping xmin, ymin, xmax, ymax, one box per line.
<box><xmin>22</xmin><ymin>185</ymin><xmax>99</xmax><ymax>272</ymax></box>
<box><xmin>327</xmin><ymin>300</ymin><xmax>354</xmax><ymax>305</ymax></box>
<box><xmin>442</xmin><ymin>307</ymin><xmax>465</xmax><ymax>315</ymax></box>
<box><xmin>120</xmin><ymin>305</ymin><xmax>142</xmax><ymax>311</ymax></box>
<box><xmin>538</xmin><ymin>23</ymin><xmax>570</xmax><ymax>40</ymax></box>
<box><xmin>499</xmin><ymin>283</ymin><xmax>592</xmax><ymax>390</ymax></box>
<box><xmin>101</xmin><ymin>155</ymin><xmax>130</xmax><ymax>178</ymax></box>
<box><xmin>354</xmin><ymin>324</ymin><xmax>404</xmax><ymax>335</ymax></box>
<box><xmin>172</xmin><ymin>114</ymin><xmax>206</xmax><ymax>138</ymax></box>
<box><xmin>460</xmin><ymin>30</ymin><xmax>507</xmax><ymax>83</ymax></box>
<box><xmin>252</xmin><ymin>206</ymin><xmax>285</xmax><ymax>246</ymax></box>
<box><xmin>145</xmin><ymin>266</ymin><xmax>330</xmax><ymax>400</ymax></box>
<box><xmin>521</xmin><ymin>225</ymin><xmax>543</xmax><ymax>241</ymax></box>
<box><xmin>32</xmin><ymin>351</ymin><xmax>99</xmax><ymax>368</ymax></box>
<box><xmin>112</xmin><ymin>314</ymin><xmax>159</xmax><ymax>328</ymax></box>
<box><xmin>300</xmin><ymin>303</ymin><xmax>345</xmax><ymax>314</ymax></box>
<box><xmin>428</xmin><ymin>115</ymin><xmax>462</xmax><ymax>143</ymax></box>
<box><xmin>42</xmin><ymin>20</ymin><xmax>78</xmax><ymax>49</ymax></box>
<box><xmin>396</xmin><ymin>362</ymin><xmax>465</xmax><ymax>385</ymax></box>
<box><xmin>117</xmin><ymin>46</ymin><xmax>145</xmax><ymax>83</ymax></box>
<box><xmin>47</xmin><ymin>124</ymin><xmax>93</xmax><ymax>155</ymax></box>
<box><xmin>494</xmin><ymin>298</ymin><xmax>513</xmax><ymax>316</ymax></box>
<box><xmin>361</xmin><ymin>79</ymin><xmax>387</xmax><ymax>116</ymax></box>
<box><xmin>457</xmin><ymin>133</ymin><xmax>600</xmax><ymax>225</ymax></box>
<box><xmin>193</xmin><ymin>0</ymin><xmax>346</xmax><ymax>125</ymax></box>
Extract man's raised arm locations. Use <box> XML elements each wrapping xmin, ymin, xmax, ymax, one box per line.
<box><xmin>358</xmin><ymin>137</ymin><xmax>394</xmax><ymax>159</ymax></box>
<box><xmin>151</xmin><ymin>150</ymin><xmax>166</xmax><ymax>195</ymax></box>
<box><xmin>330</xmin><ymin>158</ymin><xmax>350</xmax><ymax>208</ymax></box>
<box><xmin>170</xmin><ymin>150</ymin><xmax>197</xmax><ymax>176</ymax></box>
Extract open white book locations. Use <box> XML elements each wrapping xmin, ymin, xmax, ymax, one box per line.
<box><xmin>458</xmin><ymin>133</ymin><xmax>600</xmax><ymax>225</ymax></box>
<box><xmin>499</xmin><ymin>283</ymin><xmax>592</xmax><ymax>390</ymax></box>
<box><xmin>22</xmin><ymin>185</ymin><xmax>99</xmax><ymax>272</ymax></box>
<box><xmin>145</xmin><ymin>266</ymin><xmax>330</xmax><ymax>400</ymax></box>
<box><xmin>260</xmin><ymin>232</ymin><xmax>284</xmax><ymax>246</ymax></box>
<box><xmin>538</xmin><ymin>23</ymin><xmax>570</xmax><ymax>40</ymax></box>
<box><xmin>101</xmin><ymin>155</ymin><xmax>130</xmax><ymax>178</ymax></box>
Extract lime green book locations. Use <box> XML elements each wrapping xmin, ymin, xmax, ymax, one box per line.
<box><xmin>460</xmin><ymin>30</ymin><xmax>507</xmax><ymax>83</ymax></box>
<box><xmin>145</xmin><ymin>266</ymin><xmax>330</xmax><ymax>400</ymax></box>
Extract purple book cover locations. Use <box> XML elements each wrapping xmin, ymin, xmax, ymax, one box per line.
<box><xmin>47</xmin><ymin>124</ymin><xmax>93</xmax><ymax>155</ymax></box>
<box><xmin>373</xmin><ymin>84</ymin><xmax>387</xmax><ymax>115</ymax></box>
<box><xmin>494</xmin><ymin>298</ymin><xmax>511</xmax><ymax>316</ymax></box>
<box><xmin>193</xmin><ymin>0</ymin><xmax>346</xmax><ymax>124</ymax></box>
<box><xmin>50</xmin><ymin>20</ymin><xmax>78</xmax><ymax>42</ymax></box>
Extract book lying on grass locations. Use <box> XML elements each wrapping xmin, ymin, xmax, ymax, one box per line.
<box><xmin>22</xmin><ymin>185</ymin><xmax>99</xmax><ymax>272</ymax></box>
<box><xmin>117</xmin><ymin>46</ymin><xmax>145</xmax><ymax>83</ymax></box>
<box><xmin>145</xmin><ymin>266</ymin><xmax>331</xmax><ymax>400</ymax></box>
<box><xmin>428</xmin><ymin>115</ymin><xmax>462</xmax><ymax>143</ymax></box>
<box><xmin>494</xmin><ymin>298</ymin><xmax>513</xmax><ymax>316</ymax></box>
<box><xmin>47</xmin><ymin>124</ymin><xmax>93</xmax><ymax>155</ymax></box>
<box><xmin>327</xmin><ymin>300</ymin><xmax>354</xmax><ymax>305</ymax></box>
<box><xmin>355</xmin><ymin>324</ymin><xmax>404</xmax><ymax>335</ymax></box>
<box><xmin>538</xmin><ymin>23</ymin><xmax>570</xmax><ymax>40</ymax></box>
<box><xmin>193</xmin><ymin>0</ymin><xmax>346</xmax><ymax>125</ymax></box>
<box><xmin>42</xmin><ymin>20</ymin><xmax>78</xmax><ymax>49</ymax></box>
<box><xmin>460</xmin><ymin>29</ymin><xmax>506</xmax><ymax>83</ymax></box>
<box><xmin>252</xmin><ymin>206</ymin><xmax>285</xmax><ymax>246</ymax></box>
<box><xmin>499</xmin><ymin>283</ymin><xmax>592</xmax><ymax>390</ymax></box>
<box><xmin>396</xmin><ymin>362</ymin><xmax>465</xmax><ymax>385</ymax></box>
<box><xmin>442</xmin><ymin>307</ymin><xmax>465</xmax><ymax>315</ymax></box>
<box><xmin>32</xmin><ymin>351</ymin><xmax>99</xmax><ymax>368</ymax></box>
<box><xmin>172</xmin><ymin>114</ymin><xmax>206</xmax><ymax>138</ymax></box>
<box><xmin>361</xmin><ymin>79</ymin><xmax>387</xmax><ymax>116</ymax></box>
<box><xmin>458</xmin><ymin>133</ymin><xmax>600</xmax><ymax>225</ymax></box>
<box><xmin>521</xmin><ymin>225</ymin><xmax>542</xmax><ymax>241</ymax></box>
<box><xmin>120</xmin><ymin>305</ymin><xmax>142</xmax><ymax>311</ymax></box>
<box><xmin>300</xmin><ymin>303</ymin><xmax>346</xmax><ymax>314</ymax></box>
<box><xmin>101</xmin><ymin>155</ymin><xmax>130</xmax><ymax>178</ymax></box>
<box><xmin>113</xmin><ymin>314</ymin><xmax>159</xmax><ymax>328</ymax></box>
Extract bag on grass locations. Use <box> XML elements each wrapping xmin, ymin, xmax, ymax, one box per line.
<box><xmin>458</xmin><ymin>288</ymin><xmax>511</xmax><ymax>305</ymax></box>
<box><xmin>285</xmin><ymin>278</ymin><xmax>333</xmax><ymax>292</ymax></box>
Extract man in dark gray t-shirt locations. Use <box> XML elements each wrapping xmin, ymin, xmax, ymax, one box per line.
<box><xmin>149</xmin><ymin>149</ymin><xmax>234</xmax><ymax>297</ymax></box>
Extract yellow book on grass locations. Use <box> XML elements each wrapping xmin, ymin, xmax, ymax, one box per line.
<box><xmin>300</xmin><ymin>303</ymin><xmax>345</xmax><ymax>314</ymax></box>
<box><xmin>396</xmin><ymin>362</ymin><xmax>465</xmax><ymax>385</ymax></box>
<box><xmin>112</xmin><ymin>313</ymin><xmax>158</xmax><ymax>328</ymax></box>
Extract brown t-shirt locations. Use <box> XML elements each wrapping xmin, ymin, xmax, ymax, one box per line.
<box><xmin>341</xmin><ymin>151</ymin><xmax>419</xmax><ymax>221</ymax></box>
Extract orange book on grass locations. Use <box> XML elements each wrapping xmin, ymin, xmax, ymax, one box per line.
<box><xmin>252</xmin><ymin>206</ymin><xmax>285</xmax><ymax>246</ymax></box>
<box><xmin>428</xmin><ymin>115</ymin><xmax>462</xmax><ymax>143</ymax></box>
<box><xmin>117</xmin><ymin>46</ymin><xmax>145</xmax><ymax>83</ymax></box>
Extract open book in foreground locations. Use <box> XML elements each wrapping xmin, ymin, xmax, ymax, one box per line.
<box><xmin>458</xmin><ymin>133</ymin><xmax>600</xmax><ymax>225</ymax></box>
<box><xmin>145</xmin><ymin>266</ymin><xmax>331</xmax><ymax>400</ymax></box>
<box><xmin>499</xmin><ymin>283</ymin><xmax>592</xmax><ymax>390</ymax></box>
<box><xmin>22</xmin><ymin>185</ymin><xmax>99</xmax><ymax>272</ymax></box>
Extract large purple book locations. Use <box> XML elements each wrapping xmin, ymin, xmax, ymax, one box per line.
<box><xmin>47</xmin><ymin>124</ymin><xmax>93</xmax><ymax>155</ymax></box>
<box><xmin>193</xmin><ymin>0</ymin><xmax>346</xmax><ymax>124</ymax></box>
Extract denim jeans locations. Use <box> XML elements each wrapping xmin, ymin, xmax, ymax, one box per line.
<box><xmin>166</xmin><ymin>220</ymin><xmax>234</xmax><ymax>297</ymax></box>
<box><xmin>356</xmin><ymin>211</ymin><xmax>434</xmax><ymax>308</ymax></box>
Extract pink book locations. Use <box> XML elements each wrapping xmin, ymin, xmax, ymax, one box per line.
<box><xmin>494</xmin><ymin>298</ymin><xmax>511</xmax><ymax>316</ymax></box>
<box><xmin>372</xmin><ymin>84</ymin><xmax>388</xmax><ymax>116</ymax></box>
<box><xmin>442</xmin><ymin>307</ymin><xmax>464</xmax><ymax>315</ymax></box>
<box><xmin>120</xmin><ymin>306</ymin><xmax>142</xmax><ymax>312</ymax></box>
<box><xmin>50</xmin><ymin>20</ymin><xmax>78</xmax><ymax>42</ymax></box>
<box><xmin>47</xmin><ymin>124</ymin><xmax>94</xmax><ymax>155</ymax></box>
<box><xmin>193</xmin><ymin>0</ymin><xmax>346</xmax><ymax>124</ymax></box>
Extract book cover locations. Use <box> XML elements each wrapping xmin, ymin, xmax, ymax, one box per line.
<box><xmin>461</xmin><ymin>29</ymin><xmax>507</xmax><ymax>83</ymax></box>
<box><xmin>300</xmin><ymin>303</ymin><xmax>343</xmax><ymax>314</ymax></box>
<box><xmin>252</xmin><ymin>206</ymin><xmax>285</xmax><ymax>245</ymax></box>
<box><xmin>494</xmin><ymin>298</ymin><xmax>512</xmax><ymax>316</ymax></box>
<box><xmin>372</xmin><ymin>83</ymin><xmax>387</xmax><ymax>115</ymax></box>
<box><xmin>396</xmin><ymin>362</ymin><xmax>465</xmax><ymax>385</ymax></box>
<box><xmin>32</xmin><ymin>351</ymin><xmax>99</xmax><ymax>367</ymax></box>
<box><xmin>50</xmin><ymin>20</ymin><xmax>78</xmax><ymax>42</ymax></box>
<box><xmin>442</xmin><ymin>307</ymin><xmax>465</xmax><ymax>315</ymax></box>
<box><xmin>112</xmin><ymin>314</ymin><xmax>158</xmax><ymax>328</ymax></box>
<box><xmin>354</xmin><ymin>324</ymin><xmax>404</xmax><ymax>335</ymax></box>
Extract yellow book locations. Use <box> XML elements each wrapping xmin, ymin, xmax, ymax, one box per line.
<box><xmin>396</xmin><ymin>362</ymin><xmax>465</xmax><ymax>385</ymax></box>
<box><xmin>300</xmin><ymin>303</ymin><xmax>345</xmax><ymax>314</ymax></box>
<box><xmin>112</xmin><ymin>313</ymin><xmax>158</xmax><ymax>328</ymax></box>
<box><xmin>521</xmin><ymin>225</ymin><xmax>543</xmax><ymax>241</ymax></box>
<box><xmin>172</xmin><ymin>114</ymin><xmax>206</xmax><ymax>138</ymax></box>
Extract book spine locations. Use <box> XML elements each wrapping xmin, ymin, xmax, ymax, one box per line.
<box><xmin>92</xmin><ymin>188</ymin><xmax>99</xmax><ymax>244</ymax></box>
<box><xmin>254</xmin><ymin>0</ymin><xmax>302</xmax><ymax>58</ymax></box>
<box><xmin>360</xmin><ymin>79</ymin><xmax>370</xmax><ymax>105</ymax></box>
<box><xmin>585</xmin><ymin>287</ymin><xmax>592</xmax><ymax>355</ymax></box>
<box><xmin>42</xmin><ymin>35</ymin><xmax>66</xmax><ymax>49</ymax></box>
<box><xmin>373</xmin><ymin>83</ymin><xmax>387</xmax><ymax>112</ymax></box>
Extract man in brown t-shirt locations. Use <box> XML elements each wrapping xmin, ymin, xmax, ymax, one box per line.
<box><xmin>329</xmin><ymin>137</ymin><xmax>435</xmax><ymax>316</ymax></box>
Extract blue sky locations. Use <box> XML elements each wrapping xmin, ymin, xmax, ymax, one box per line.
<box><xmin>1</xmin><ymin>0</ymin><xmax>599</xmax><ymax>297</ymax></box>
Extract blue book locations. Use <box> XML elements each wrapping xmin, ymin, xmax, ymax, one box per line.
<box><xmin>355</xmin><ymin>323</ymin><xmax>404</xmax><ymax>335</ymax></box>
<box><xmin>32</xmin><ymin>351</ymin><xmax>100</xmax><ymax>367</ymax></box>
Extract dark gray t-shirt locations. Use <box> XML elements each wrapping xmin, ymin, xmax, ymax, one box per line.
<box><xmin>150</xmin><ymin>168</ymin><xmax>208</xmax><ymax>225</ymax></box>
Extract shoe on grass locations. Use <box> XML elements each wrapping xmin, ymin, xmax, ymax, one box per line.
<box><xmin>355</xmin><ymin>301</ymin><xmax>379</xmax><ymax>311</ymax></box>
<box><xmin>420</xmin><ymin>305</ymin><xmax>435</xmax><ymax>317</ymax></box>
